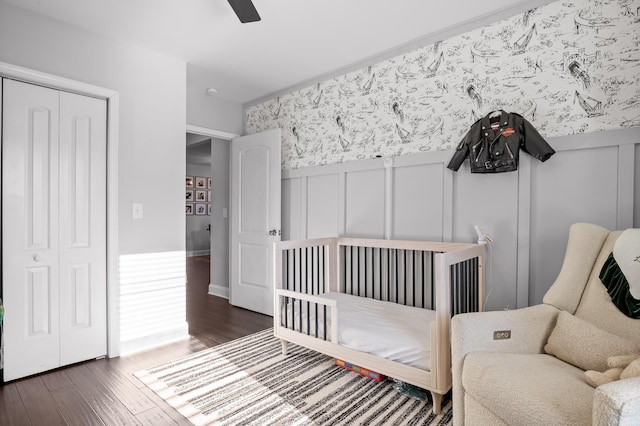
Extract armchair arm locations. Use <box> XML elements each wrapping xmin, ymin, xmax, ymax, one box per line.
<box><xmin>451</xmin><ymin>304</ymin><xmax>560</xmax><ymax>426</ymax></box>
<box><xmin>593</xmin><ymin>377</ymin><xmax>640</xmax><ymax>426</ymax></box>
<box><xmin>452</xmin><ymin>304</ymin><xmax>560</xmax><ymax>358</ymax></box>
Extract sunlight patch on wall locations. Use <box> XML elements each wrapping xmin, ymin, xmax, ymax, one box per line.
<box><xmin>119</xmin><ymin>251</ymin><xmax>188</xmax><ymax>353</ymax></box>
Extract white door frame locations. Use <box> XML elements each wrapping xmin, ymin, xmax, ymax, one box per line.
<box><xmin>0</xmin><ymin>62</ymin><xmax>121</xmax><ymax>357</ymax></box>
<box><xmin>186</xmin><ymin>124</ymin><xmax>239</xmax><ymax>141</ymax></box>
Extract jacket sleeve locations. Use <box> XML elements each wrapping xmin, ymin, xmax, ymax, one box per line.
<box><xmin>520</xmin><ymin>118</ymin><xmax>555</xmax><ymax>162</ymax></box>
<box><xmin>447</xmin><ymin>130</ymin><xmax>471</xmax><ymax>171</ymax></box>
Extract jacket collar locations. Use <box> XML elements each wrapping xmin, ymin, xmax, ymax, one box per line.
<box><xmin>481</xmin><ymin>110</ymin><xmax>509</xmax><ymax>131</ymax></box>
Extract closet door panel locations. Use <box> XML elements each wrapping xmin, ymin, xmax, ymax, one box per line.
<box><xmin>58</xmin><ymin>91</ymin><xmax>107</xmax><ymax>366</ymax></box>
<box><xmin>2</xmin><ymin>79</ymin><xmax>61</xmax><ymax>381</ymax></box>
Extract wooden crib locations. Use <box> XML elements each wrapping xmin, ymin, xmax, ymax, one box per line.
<box><xmin>273</xmin><ymin>237</ymin><xmax>484</xmax><ymax>414</ymax></box>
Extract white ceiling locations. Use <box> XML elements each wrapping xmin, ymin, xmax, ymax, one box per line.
<box><xmin>5</xmin><ymin>0</ymin><xmax>548</xmax><ymax>104</ymax></box>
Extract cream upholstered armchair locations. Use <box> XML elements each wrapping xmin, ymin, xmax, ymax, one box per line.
<box><xmin>452</xmin><ymin>223</ymin><xmax>640</xmax><ymax>425</ymax></box>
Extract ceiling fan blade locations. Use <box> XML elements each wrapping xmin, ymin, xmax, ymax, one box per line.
<box><xmin>227</xmin><ymin>0</ymin><xmax>261</xmax><ymax>23</ymax></box>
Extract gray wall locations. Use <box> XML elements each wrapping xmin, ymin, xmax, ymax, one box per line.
<box><xmin>282</xmin><ymin>128</ymin><xmax>639</xmax><ymax>311</ymax></box>
<box><xmin>209</xmin><ymin>138</ymin><xmax>231</xmax><ymax>298</ymax></box>
<box><xmin>247</xmin><ymin>0</ymin><xmax>638</xmax><ymax>312</ymax></box>
<box><xmin>0</xmin><ymin>2</ymin><xmax>188</xmax><ymax>352</ymax></box>
<box><xmin>187</xmin><ymin>64</ymin><xmax>243</xmax><ymax>135</ymax></box>
<box><xmin>636</xmin><ymin>144</ymin><xmax>640</xmax><ymax>228</ymax></box>
<box><xmin>0</xmin><ymin>3</ymin><xmax>187</xmax><ymax>256</ymax></box>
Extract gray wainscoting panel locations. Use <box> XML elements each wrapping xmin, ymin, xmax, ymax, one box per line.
<box><xmin>280</xmin><ymin>128</ymin><xmax>639</xmax><ymax>311</ymax></box>
<box><xmin>529</xmin><ymin>145</ymin><xmax>620</xmax><ymax>305</ymax></box>
<box><xmin>282</xmin><ymin>177</ymin><xmax>303</xmax><ymax>241</ymax></box>
<box><xmin>345</xmin><ymin>168</ymin><xmax>385</xmax><ymax>238</ymax></box>
<box><xmin>307</xmin><ymin>174</ymin><xmax>340</xmax><ymax>238</ymax></box>
<box><xmin>635</xmin><ymin>144</ymin><xmax>640</xmax><ymax>228</ymax></box>
<box><xmin>452</xmin><ymin>162</ymin><xmax>520</xmax><ymax>311</ymax></box>
<box><xmin>392</xmin><ymin>163</ymin><xmax>444</xmax><ymax>241</ymax></box>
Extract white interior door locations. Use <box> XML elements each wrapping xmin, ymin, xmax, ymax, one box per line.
<box><xmin>3</xmin><ymin>79</ymin><xmax>61</xmax><ymax>380</ymax></box>
<box><xmin>2</xmin><ymin>79</ymin><xmax>107</xmax><ymax>381</ymax></box>
<box><xmin>230</xmin><ymin>128</ymin><xmax>281</xmax><ymax>316</ymax></box>
<box><xmin>58</xmin><ymin>90</ymin><xmax>107</xmax><ymax>366</ymax></box>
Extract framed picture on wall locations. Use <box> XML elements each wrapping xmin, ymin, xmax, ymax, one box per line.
<box><xmin>207</xmin><ymin>178</ymin><xmax>212</xmax><ymax>188</ymax></box>
<box><xmin>195</xmin><ymin>203</ymin><xmax>207</xmax><ymax>216</ymax></box>
<box><xmin>195</xmin><ymin>176</ymin><xmax>207</xmax><ymax>189</ymax></box>
<box><xmin>186</xmin><ymin>176</ymin><xmax>194</xmax><ymax>188</ymax></box>
<box><xmin>195</xmin><ymin>190</ymin><xmax>207</xmax><ymax>202</ymax></box>
<box><xmin>186</xmin><ymin>203</ymin><xmax>194</xmax><ymax>216</ymax></box>
<box><xmin>207</xmin><ymin>203</ymin><xmax>212</xmax><ymax>215</ymax></box>
<box><xmin>186</xmin><ymin>189</ymin><xmax>195</xmax><ymax>201</ymax></box>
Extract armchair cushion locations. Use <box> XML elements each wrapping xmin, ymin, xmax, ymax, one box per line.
<box><xmin>544</xmin><ymin>311</ymin><xmax>639</xmax><ymax>371</ymax></box>
<box><xmin>543</xmin><ymin>223</ymin><xmax>609</xmax><ymax>314</ymax></box>
<box><xmin>462</xmin><ymin>352</ymin><xmax>593</xmax><ymax>425</ymax></box>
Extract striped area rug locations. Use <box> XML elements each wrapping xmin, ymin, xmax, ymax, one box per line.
<box><xmin>135</xmin><ymin>329</ymin><xmax>452</xmax><ymax>425</ymax></box>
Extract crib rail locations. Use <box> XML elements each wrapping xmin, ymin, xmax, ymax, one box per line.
<box><xmin>274</xmin><ymin>236</ymin><xmax>484</xmax><ymax>403</ymax></box>
<box><xmin>275</xmin><ymin>238</ymin><xmax>335</xmax><ymax>342</ymax></box>
<box><xmin>274</xmin><ymin>237</ymin><xmax>483</xmax><ymax>338</ymax></box>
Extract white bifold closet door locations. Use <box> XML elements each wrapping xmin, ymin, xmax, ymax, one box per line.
<box><xmin>2</xmin><ymin>78</ymin><xmax>107</xmax><ymax>381</ymax></box>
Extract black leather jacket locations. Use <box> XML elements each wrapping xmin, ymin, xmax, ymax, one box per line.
<box><xmin>447</xmin><ymin>110</ymin><xmax>555</xmax><ymax>173</ymax></box>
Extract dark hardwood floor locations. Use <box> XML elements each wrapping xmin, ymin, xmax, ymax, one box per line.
<box><xmin>0</xmin><ymin>256</ymin><xmax>273</xmax><ymax>425</ymax></box>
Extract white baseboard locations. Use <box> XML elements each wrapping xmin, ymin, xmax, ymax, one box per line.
<box><xmin>186</xmin><ymin>250</ymin><xmax>210</xmax><ymax>257</ymax></box>
<box><xmin>209</xmin><ymin>283</ymin><xmax>229</xmax><ymax>299</ymax></box>
<box><xmin>119</xmin><ymin>322</ymin><xmax>189</xmax><ymax>356</ymax></box>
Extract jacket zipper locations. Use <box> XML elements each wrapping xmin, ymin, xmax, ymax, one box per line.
<box><xmin>472</xmin><ymin>140</ymin><xmax>484</xmax><ymax>162</ymax></box>
<box><xmin>505</xmin><ymin>143</ymin><xmax>514</xmax><ymax>159</ymax></box>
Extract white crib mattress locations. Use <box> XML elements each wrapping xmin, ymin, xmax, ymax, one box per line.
<box><xmin>283</xmin><ymin>292</ymin><xmax>435</xmax><ymax>371</ymax></box>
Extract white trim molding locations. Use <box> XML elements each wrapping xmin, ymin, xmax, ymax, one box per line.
<box><xmin>209</xmin><ymin>283</ymin><xmax>230</xmax><ymax>299</ymax></box>
<box><xmin>186</xmin><ymin>250</ymin><xmax>211</xmax><ymax>257</ymax></box>
<box><xmin>186</xmin><ymin>124</ymin><xmax>239</xmax><ymax>141</ymax></box>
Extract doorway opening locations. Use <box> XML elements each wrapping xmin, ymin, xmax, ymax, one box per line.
<box><xmin>186</xmin><ymin>134</ymin><xmax>212</xmax><ymax>259</ymax></box>
<box><xmin>184</xmin><ymin>126</ymin><xmax>272</xmax><ymax>344</ymax></box>
<box><xmin>185</xmin><ymin>130</ymin><xmax>233</xmax><ymax>332</ymax></box>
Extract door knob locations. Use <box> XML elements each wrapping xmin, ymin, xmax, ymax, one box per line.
<box><xmin>33</xmin><ymin>254</ymin><xmax>40</xmax><ymax>262</ymax></box>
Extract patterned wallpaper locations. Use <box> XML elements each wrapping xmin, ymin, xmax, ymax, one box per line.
<box><xmin>246</xmin><ymin>0</ymin><xmax>640</xmax><ymax>170</ymax></box>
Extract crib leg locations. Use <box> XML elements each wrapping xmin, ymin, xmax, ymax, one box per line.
<box><xmin>280</xmin><ymin>339</ymin><xmax>289</xmax><ymax>356</ymax></box>
<box><xmin>430</xmin><ymin>391</ymin><xmax>442</xmax><ymax>415</ymax></box>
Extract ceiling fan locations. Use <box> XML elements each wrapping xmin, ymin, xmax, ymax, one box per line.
<box><xmin>227</xmin><ymin>0</ymin><xmax>261</xmax><ymax>23</ymax></box>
